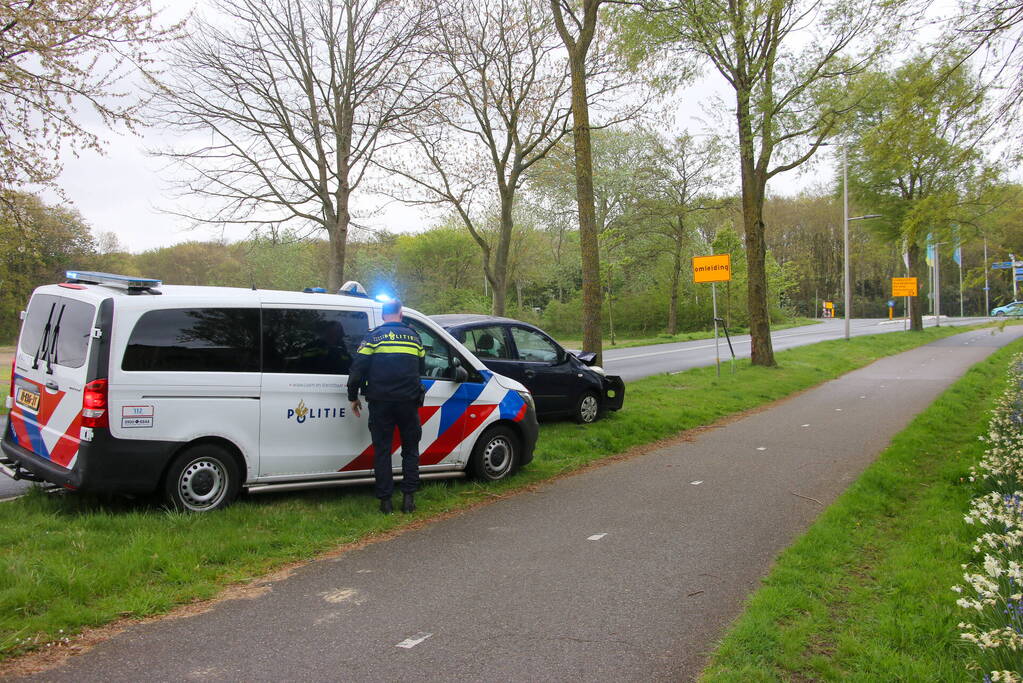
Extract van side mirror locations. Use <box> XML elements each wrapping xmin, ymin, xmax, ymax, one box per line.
<box><xmin>452</xmin><ymin>357</ymin><xmax>469</xmax><ymax>383</ymax></box>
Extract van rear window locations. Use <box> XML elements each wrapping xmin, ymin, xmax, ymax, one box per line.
<box><xmin>19</xmin><ymin>294</ymin><xmax>96</xmax><ymax>369</ymax></box>
<box><xmin>122</xmin><ymin>308</ymin><xmax>260</xmax><ymax>373</ymax></box>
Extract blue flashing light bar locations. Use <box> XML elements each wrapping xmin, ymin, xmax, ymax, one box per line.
<box><xmin>375</xmin><ymin>293</ymin><xmax>393</xmax><ymax>302</ymax></box>
<box><xmin>66</xmin><ymin>271</ymin><xmax>162</xmax><ymax>289</ymax></box>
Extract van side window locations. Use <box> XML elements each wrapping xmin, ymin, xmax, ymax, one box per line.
<box><xmin>262</xmin><ymin>309</ymin><xmax>369</xmax><ymax>375</ymax></box>
<box><xmin>122</xmin><ymin>308</ymin><xmax>260</xmax><ymax>372</ymax></box>
<box><xmin>19</xmin><ymin>294</ymin><xmax>96</xmax><ymax>369</ymax></box>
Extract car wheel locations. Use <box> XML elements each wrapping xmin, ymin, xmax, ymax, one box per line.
<box><xmin>995</xmin><ymin>311</ymin><xmax>1006</xmax><ymax>316</ymax></box>
<box><xmin>163</xmin><ymin>444</ymin><xmax>241</xmax><ymax>512</ymax></box>
<box><xmin>468</xmin><ymin>425</ymin><xmax>519</xmax><ymax>481</ymax></box>
<box><xmin>573</xmin><ymin>391</ymin><xmax>601</xmax><ymax>424</ymax></box>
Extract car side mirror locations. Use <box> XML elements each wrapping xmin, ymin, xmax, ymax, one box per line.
<box><xmin>452</xmin><ymin>357</ymin><xmax>469</xmax><ymax>383</ymax></box>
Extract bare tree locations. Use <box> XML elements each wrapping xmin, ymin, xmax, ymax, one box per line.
<box><xmin>151</xmin><ymin>0</ymin><xmax>434</xmax><ymax>289</ymax></box>
<box><xmin>378</xmin><ymin>0</ymin><xmax>574</xmax><ymax>316</ymax></box>
<box><xmin>0</xmin><ymin>0</ymin><xmax>180</xmax><ymax>192</ymax></box>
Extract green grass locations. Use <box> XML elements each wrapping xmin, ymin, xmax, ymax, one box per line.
<box><xmin>0</xmin><ymin>323</ymin><xmax>997</xmax><ymax>661</ymax></box>
<box><xmin>700</xmin><ymin>334</ymin><xmax>1021</xmax><ymax>682</ymax></box>
<box><xmin>557</xmin><ymin>317</ymin><xmax>821</xmax><ymax>350</ymax></box>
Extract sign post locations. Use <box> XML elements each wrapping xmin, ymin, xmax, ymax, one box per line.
<box><xmin>693</xmin><ymin>254</ymin><xmax>732</xmax><ymax>377</ymax></box>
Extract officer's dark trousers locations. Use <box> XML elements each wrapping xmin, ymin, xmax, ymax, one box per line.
<box><xmin>368</xmin><ymin>400</ymin><xmax>422</xmax><ymax>498</ymax></box>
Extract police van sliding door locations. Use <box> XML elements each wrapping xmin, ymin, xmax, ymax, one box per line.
<box><xmin>258</xmin><ymin>306</ymin><xmax>372</xmax><ymax>477</ymax></box>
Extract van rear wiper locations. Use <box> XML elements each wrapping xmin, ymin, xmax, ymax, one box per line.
<box><xmin>32</xmin><ymin>302</ymin><xmax>56</xmax><ymax>370</ymax></box>
<box><xmin>46</xmin><ymin>305</ymin><xmax>66</xmax><ymax>375</ymax></box>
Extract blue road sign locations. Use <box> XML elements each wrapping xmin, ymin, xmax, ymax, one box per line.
<box><xmin>993</xmin><ymin>262</ymin><xmax>1013</xmax><ymax>269</ymax></box>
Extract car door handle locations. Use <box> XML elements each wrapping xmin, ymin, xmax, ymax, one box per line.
<box><xmin>524</xmin><ymin>369</ymin><xmax>536</xmax><ymax>378</ymax></box>
<box><xmin>45</xmin><ymin>380</ymin><xmax>59</xmax><ymax>392</ymax></box>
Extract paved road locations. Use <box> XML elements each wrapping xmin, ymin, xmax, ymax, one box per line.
<box><xmin>602</xmin><ymin>316</ymin><xmax>991</xmax><ymax>381</ymax></box>
<box><xmin>17</xmin><ymin>325</ymin><xmax>1023</xmax><ymax>681</ymax></box>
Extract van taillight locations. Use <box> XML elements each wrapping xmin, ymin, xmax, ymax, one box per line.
<box><xmin>82</xmin><ymin>379</ymin><xmax>108</xmax><ymax>428</ymax></box>
<box><xmin>8</xmin><ymin>358</ymin><xmax>14</xmax><ymax>398</ymax></box>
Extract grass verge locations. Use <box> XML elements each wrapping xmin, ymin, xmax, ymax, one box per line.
<box><xmin>699</xmin><ymin>333</ymin><xmax>1022</xmax><ymax>681</ymax></box>
<box><xmin>0</xmin><ymin>323</ymin><xmax>999</xmax><ymax>663</ymax></box>
<box><xmin>557</xmin><ymin>317</ymin><xmax>820</xmax><ymax>350</ymax></box>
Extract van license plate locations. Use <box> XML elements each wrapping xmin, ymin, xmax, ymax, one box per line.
<box><xmin>15</xmin><ymin>387</ymin><xmax>40</xmax><ymax>412</ymax></box>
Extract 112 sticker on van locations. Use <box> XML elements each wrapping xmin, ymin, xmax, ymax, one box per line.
<box><xmin>121</xmin><ymin>405</ymin><xmax>154</xmax><ymax>428</ymax></box>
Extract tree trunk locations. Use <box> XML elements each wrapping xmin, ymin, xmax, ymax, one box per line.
<box><xmin>327</xmin><ymin>219</ymin><xmax>348</xmax><ymax>292</ymax></box>
<box><xmin>491</xmin><ymin>188</ymin><xmax>515</xmax><ymax>316</ymax></box>
<box><xmin>908</xmin><ymin>242</ymin><xmax>923</xmax><ymax>331</ymax></box>
<box><xmin>736</xmin><ymin>90</ymin><xmax>775</xmax><ymax>366</ymax></box>
<box><xmin>567</xmin><ymin>52</ymin><xmax>602</xmax><ymax>364</ymax></box>
<box><xmin>668</xmin><ymin>237</ymin><xmax>682</xmax><ymax>335</ymax></box>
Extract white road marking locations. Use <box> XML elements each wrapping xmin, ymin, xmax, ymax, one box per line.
<box><xmin>356</xmin><ymin>569</ymin><xmax>372</xmax><ymax>574</ymax></box>
<box><xmin>396</xmin><ymin>632</ymin><xmax>432</xmax><ymax>649</ymax></box>
<box><xmin>588</xmin><ymin>533</ymin><xmax>607</xmax><ymax>541</ymax></box>
<box><xmin>859</xmin><ymin>395</ymin><xmax>866</xmax><ymax>399</ymax></box>
<box><xmin>322</xmin><ymin>588</ymin><xmax>363</xmax><ymax>604</ymax></box>
<box><xmin>756</xmin><ymin>447</ymin><xmax>766</xmax><ymax>451</ymax></box>
<box><xmin>690</xmin><ymin>480</ymin><xmax>703</xmax><ymax>485</ymax></box>
<box><xmin>835</xmin><ymin>408</ymin><xmax>843</xmax><ymax>412</ymax></box>
<box><xmin>801</xmin><ymin>424</ymin><xmax>810</xmax><ymax>428</ymax></box>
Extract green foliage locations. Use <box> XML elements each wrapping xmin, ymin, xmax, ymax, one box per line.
<box><xmin>0</xmin><ymin>193</ymin><xmax>96</xmax><ymax>341</ymax></box>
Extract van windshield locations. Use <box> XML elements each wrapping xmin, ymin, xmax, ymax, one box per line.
<box><xmin>19</xmin><ymin>294</ymin><xmax>96</xmax><ymax>369</ymax></box>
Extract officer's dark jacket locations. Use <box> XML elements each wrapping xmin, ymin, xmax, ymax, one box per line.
<box><xmin>347</xmin><ymin>321</ymin><xmax>426</xmax><ymax>402</ymax></box>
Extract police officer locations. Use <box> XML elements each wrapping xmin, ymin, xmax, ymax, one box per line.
<box><xmin>347</xmin><ymin>299</ymin><xmax>426</xmax><ymax>514</ymax></box>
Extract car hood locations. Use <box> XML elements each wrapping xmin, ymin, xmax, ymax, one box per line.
<box><xmin>488</xmin><ymin>371</ymin><xmax>528</xmax><ymax>394</ymax></box>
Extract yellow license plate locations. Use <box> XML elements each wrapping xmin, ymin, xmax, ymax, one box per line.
<box><xmin>15</xmin><ymin>387</ymin><xmax>40</xmax><ymax>412</ymax></box>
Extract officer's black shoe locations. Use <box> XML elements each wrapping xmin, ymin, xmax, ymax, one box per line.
<box><xmin>402</xmin><ymin>492</ymin><xmax>416</xmax><ymax>514</ymax></box>
<box><xmin>379</xmin><ymin>497</ymin><xmax>393</xmax><ymax>515</ymax></box>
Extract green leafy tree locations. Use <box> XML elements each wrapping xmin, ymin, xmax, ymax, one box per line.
<box><xmin>619</xmin><ymin>0</ymin><xmax>908</xmax><ymax>365</ymax></box>
<box><xmin>846</xmin><ymin>56</ymin><xmax>997</xmax><ymax>330</ymax></box>
<box><xmin>0</xmin><ymin>194</ymin><xmax>96</xmax><ymax>341</ymax></box>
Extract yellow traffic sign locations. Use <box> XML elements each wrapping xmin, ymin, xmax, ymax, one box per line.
<box><xmin>892</xmin><ymin>277</ymin><xmax>918</xmax><ymax>297</ymax></box>
<box><xmin>693</xmin><ymin>254</ymin><xmax>731</xmax><ymax>283</ymax></box>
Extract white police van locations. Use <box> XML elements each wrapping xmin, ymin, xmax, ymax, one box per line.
<box><xmin>1</xmin><ymin>272</ymin><xmax>538</xmax><ymax>511</ymax></box>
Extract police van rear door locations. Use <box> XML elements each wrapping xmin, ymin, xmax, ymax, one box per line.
<box><xmin>8</xmin><ymin>287</ymin><xmax>98</xmax><ymax>469</ymax></box>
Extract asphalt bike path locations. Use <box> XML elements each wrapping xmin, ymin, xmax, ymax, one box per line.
<box><xmin>16</xmin><ymin>325</ymin><xmax>1023</xmax><ymax>682</ymax></box>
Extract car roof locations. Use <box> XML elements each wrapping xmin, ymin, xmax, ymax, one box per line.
<box><xmin>432</xmin><ymin>314</ymin><xmax>531</xmax><ymax>328</ymax></box>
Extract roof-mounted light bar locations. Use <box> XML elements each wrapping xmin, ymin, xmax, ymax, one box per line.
<box><xmin>66</xmin><ymin>270</ymin><xmax>162</xmax><ymax>291</ymax></box>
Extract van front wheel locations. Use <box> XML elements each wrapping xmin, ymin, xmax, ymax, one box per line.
<box><xmin>164</xmin><ymin>445</ymin><xmax>241</xmax><ymax>512</ymax></box>
<box><xmin>468</xmin><ymin>425</ymin><xmax>519</xmax><ymax>482</ymax></box>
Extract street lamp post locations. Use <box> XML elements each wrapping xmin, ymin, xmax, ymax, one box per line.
<box><xmin>840</xmin><ymin>143</ymin><xmax>881</xmax><ymax>340</ymax></box>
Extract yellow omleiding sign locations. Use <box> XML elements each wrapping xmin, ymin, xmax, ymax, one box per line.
<box><xmin>693</xmin><ymin>254</ymin><xmax>731</xmax><ymax>283</ymax></box>
<box><xmin>892</xmin><ymin>277</ymin><xmax>918</xmax><ymax>297</ymax></box>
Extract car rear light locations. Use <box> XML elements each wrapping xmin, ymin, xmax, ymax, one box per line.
<box><xmin>8</xmin><ymin>358</ymin><xmax>14</xmax><ymax>398</ymax></box>
<box><xmin>82</xmin><ymin>379</ymin><xmax>108</xmax><ymax>428</ymax></box>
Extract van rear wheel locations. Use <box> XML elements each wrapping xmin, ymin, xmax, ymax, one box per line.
<box><xmin>467</xmin><ymin>425</ymin><xmax>519</xmax><ymax>482</ymax></box>
<box><xmin>164</xmin><ymin>445</ymin><xmax>241</xmax><ymax>512</ymax></box>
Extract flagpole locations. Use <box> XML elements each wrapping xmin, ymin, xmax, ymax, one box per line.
<box><xmin>984</xmin><ymin>237</ymin><xmax>989</xmax><ymax>315</ymax></box>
